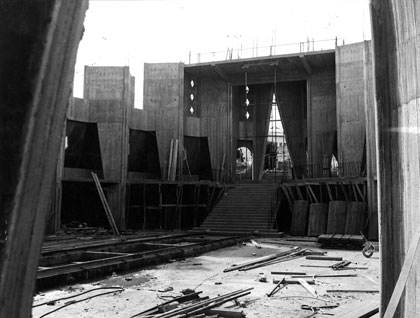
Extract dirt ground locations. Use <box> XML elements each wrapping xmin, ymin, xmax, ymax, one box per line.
<box><xmin>32</xmin><ymin>239</ymin><xmax>380</xmax><ymax>318</ymax></box>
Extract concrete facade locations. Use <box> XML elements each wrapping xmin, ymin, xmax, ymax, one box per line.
<box><xmin>51</xmin><ymin>42</ymin><xmax>379</xmax><ymax>239</ymax></box>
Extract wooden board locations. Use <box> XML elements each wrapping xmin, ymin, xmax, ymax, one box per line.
<box><xmin>327</xmin><ymin>300</ymin><xmax>378</xmax><ymax>318</ymax></box>
<box><xmin>307</xmin><ymin>203</ymin><xmax>328</xmax><ymax>236</ymax></box>
<box><xmin>345</xmin><ymin>201</ymin><xmax>367</xmax><ymax>234</ymax></box>
<box><xmin>290</xmin><ymin>200</ymin><xmax>309</xmax><ymax>236</ymax></box>
<box><xmin>383</xmin><ymin>226</ymin><xmax>420</xmax><ymax>318</ymax></box>
<box><xmin>326</xmin><ymin>201</ymin><xmax>347</xmax><ymax>234</ymax></box>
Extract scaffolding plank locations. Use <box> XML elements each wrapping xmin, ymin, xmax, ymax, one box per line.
<box><xmin>91</xmin><ymin>172</ymin><xmax>121</xmax><ymax>236</ymax></box>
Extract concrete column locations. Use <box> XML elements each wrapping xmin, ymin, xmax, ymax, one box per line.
<box><xmin>371</xmin><ymin>0</ymin><xmax>420</xmax><ymax>316</ymax></box>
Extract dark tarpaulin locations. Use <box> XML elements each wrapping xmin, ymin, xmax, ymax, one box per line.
<box><xmin>64</xmin><ymin>120</ymin><xmax>103</xmax><ymax>170</ymax></box>
<box><xmin>128</xmin><ymin>129</ymin><xmax>161</xmax><ymax>177</ymax></box>
<box><xmin>276</xmin><ymin>82</ymin><xmax>307</xmax><ymax>178</ymax></box>
<box><xmin>183</xmin><ymin>136</ymin><xmax>213</xmax><ymax>180</ymax></box>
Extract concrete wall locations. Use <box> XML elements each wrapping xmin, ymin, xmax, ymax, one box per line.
<box><xmin>371</xmin><ymin>0</ymin><xmax>420</xmax><ymax>316</ymax></box>
<box><xmin>308</xmin><ymin>68</ymin><xmax>336</xmax><ymax>172</ymax></box>
<box><xmin>143</xmin><ymin>63</ymin><xmax>183</xmax><ymax>174</ymax></box>
<box><xmin>143</xmin><ymin>63</ymin><xmax>183</xmax><ymax>110</ymax></box>
<box><xmin>336</xmin><ymin>43</ymin><xmax>367</xmax><ymax>167</ymax></box>
<box><xmin>233</xmin><ymin>84</ymin><xmax>273</xmax><ymax>180</ymax></box>
<box><xmin>362</xmin><ymin>41</ymin><xmax>378</xmax><ymax>240</ymax></box>
<box><xmin>84</xmin><ymin>67</ymin><xmax>127</xmax><ymax>101</ymax></box>
<box><xmin>59</xmin><ymin>66</ymin><xmax>135</xmax><ymax>229</ymax></box>
<box><xmin>184</xmin><ymin>77</ymin><xmax>230</xmax><ymax>180</ymax></box>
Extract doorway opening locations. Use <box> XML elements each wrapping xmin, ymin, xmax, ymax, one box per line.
<box><xmin>265</xmin><ymin>93</ymin><xmax>291</xmax><ymax>180</ymax></box>
<box><xmin>236</xmin><ymin>145</ymin><xmax>253</xmax><ymax>180</ymax></box>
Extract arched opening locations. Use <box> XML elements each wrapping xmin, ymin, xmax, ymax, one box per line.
<box><xmin>265</xmin><ymin>93</ymin><xmax>291</xmax><ymax>180</ymax></box>
<box><xmin>236</xmin><ymin>146</ymin><xmax>253</xmax><ymax>180</ymax></box>
<box><xmin>330</xmin><ymin>154</ymin><xmax>339</xmax><ymax>177</ymax></box>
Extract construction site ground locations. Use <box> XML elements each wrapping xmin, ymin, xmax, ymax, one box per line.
<box><xmin>32</xmin><ymin>236</ymin><xmax>380</xmax><ymax>318</ymax></box>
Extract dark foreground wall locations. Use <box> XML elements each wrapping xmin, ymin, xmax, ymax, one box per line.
<box><xmin>0</xmin><ymin>1</ymin><xmax>88</xmax><ymax>316</ymax></box>
<box><xmin>371</xmin><ymin>0</ymin><xmax>420</xmax><ymax>316</ymax></box>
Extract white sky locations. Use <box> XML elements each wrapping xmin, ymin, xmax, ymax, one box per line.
<box><xmin>73</xmin><ymin>0</ymin><xmax>371</xmax><ymax>108</ymax></box>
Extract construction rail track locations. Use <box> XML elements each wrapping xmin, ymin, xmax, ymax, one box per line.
<box><xmin>37</xmin><ymin>232</ymin><xmax>249</xmax><ymax>290</ymax></box>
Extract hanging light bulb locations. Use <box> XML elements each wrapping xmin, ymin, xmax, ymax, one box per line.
<box><xmin>190</xmin><ymin>80</ymin><xmax>194</xmax><ymax>88</ymax></box>
<box><xmin>190</xmin><ymin>106</ymin><xmax>194</xmax><ymax>114</ymax></box>
<box><xmin>190</xmin><ymin>93</ymin><xmax>194</xmax><ymax>101</ymax></box>
<box><xmin>245</xmin><ymin>111</ymin><xmax>250</xmax><ymax>119</ymax></box>
<box><xmin>245</xmin><ymin>86</ymin><xmax>249</xmax><ymax>94</ymax></box>
<box><xmin>245</xmin><ymin>98</ymin><xmax>250</xmax><ymax>106</ymax></box>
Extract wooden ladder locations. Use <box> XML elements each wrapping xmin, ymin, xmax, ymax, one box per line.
<box><xmin>91</xmin><ymin>172</ymin><xmax>121</xmax><ymax>237</ymax></box>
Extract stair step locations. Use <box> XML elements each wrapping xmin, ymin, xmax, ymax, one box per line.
<box><xmin>199</xmin><ymin>183</ymin><xmax>279</xmax><ymax>232</ymax></box>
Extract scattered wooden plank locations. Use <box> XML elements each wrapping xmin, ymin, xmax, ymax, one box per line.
<box><xmin>291</xmin><ymin>273</ymin><xmax>358</xmax><ymax>278</ymax></box>
<box><xmin>298</xmin><ymin>278</ymin><xmax>318</xmax><ymax>297</ymax></box>
<box><xmin>305</xmin><ymin>256</ymin><xmax>343</xmax><ymax>261</ymax></box>
<box><xmin>240</xmin><ymin>249</ymin><xmax>306</xmax><ymax>271</ymax></box>
<box><xmin>267</xmin><ymin>277</ymin><xmax>285</xmax><ymax>297</ymax></box>
<box><xmin>205</xmin><ymin>309</ymin><xmax>245</xmax><ymax>318</ymax></box>
<box><xmin>134</xmin><ymin>291</ymin><xmax>202</xmax><ymax>316</ymax></box>
<box><xmin>326</xmin><ymin>289</ymin><xmax>379</xmax><ymax>293</ymax></box>
<box><xmin>231</xmin><ymin>254</ymin><xmax>281</xmax><ymax>268</ymax></box>
<box><xmin>91</xmin><ymin>172</ymin><xmax>120</xmax><ymax>236</ymax></box>
<box><xmin>225</xmin><ymin>248</ymin><xmax>301</xmax><ymax>272</ymax></box>
<box><xmin>328</xmin><ymin>300</ymin><xmax>378</xmax><ymax>318</ymax></box>
<box><xmin>271</xmin><ymin>271</ymin><xmax>306</xmax><ymax>276</ymax></box>
<box><xmin>273</xmin><ymin>278</ymin><xmax>315</xmax><ymax>285</ymax></box>
<box><xmin>383</xmin><ymin>226</ymin><xmax>420</xmax><ymax>318</ymax></box>
<box><xmin>304</xmin><ymin>250</ymin><xmax>326</xmax><ymax>256</ymax></box>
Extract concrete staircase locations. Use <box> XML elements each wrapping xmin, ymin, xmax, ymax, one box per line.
<box><xmin>200</xmin><ymin>183</ymin><xmax>279</xmax><ymax>233</ymax></box>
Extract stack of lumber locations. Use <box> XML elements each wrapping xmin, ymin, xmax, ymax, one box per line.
<box><xmin>223</xmin><ymin>247</ymin><xmax>306</xmax><ymax>272</ymax></box>
<box><xmin>131</xmin><ymin>288</ymin><xmax>251</xmax><ymax>318</ymax></box>
<box><xmin>317</xmin><ymin>234</ymin><xmax>364</xmax><ymax>248</ymax></box>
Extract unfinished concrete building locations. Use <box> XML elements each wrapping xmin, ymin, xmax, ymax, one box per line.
<box><xmin>1</xmin><ymin>1</ymin><xmax>420</xmax><ymax>317</ymax></box>
<box><xmin>50</xmin><ymin>41</ymin><xmax>377</xmax><ymax>241</ymax></box>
